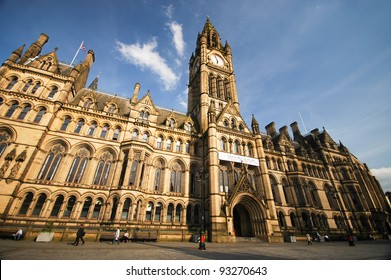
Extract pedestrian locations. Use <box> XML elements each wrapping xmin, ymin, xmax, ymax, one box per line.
<box><xmin>111</xmin><ymin>228</ymin><xmax>120</xmax><ymax>245</ymax></box>
<box><xmin>306</xmin><ymin>233</ymin><xmax>312</xmax><ymax>245</ymax></box>
<box><xmin>122</xmin><ymin>231</ymin><xmax>129</xmax><ymax>243</ymax></box>
<box><xmin>73</xmin><ymin>224</ymin><xmax>85</xmax><ymax>246</ymax></box>
<box><xmin>14</xmin><ymin>228</ymin><xmax>23</xmax><ymax>240</ymax></box>
<box><xmin>324</xmin><ymin>234</ymin><xmax>330</xmax><ymax>242</ymax></box>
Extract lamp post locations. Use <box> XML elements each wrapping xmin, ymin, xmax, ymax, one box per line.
<box><xmin>332</xmin><ymin>190</ymin><xmax>355</xmax><ymax>246</ymax></box>
<box><xmin>197</xmin><ymin>167</ymin><xmax>206</xmax><ymax>250</ymax></box>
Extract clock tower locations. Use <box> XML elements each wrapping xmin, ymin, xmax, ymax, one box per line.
<box><xmin>188</xmin><ymin>17</ymin><xmax>239</xmax><ymax>133</ymax></box>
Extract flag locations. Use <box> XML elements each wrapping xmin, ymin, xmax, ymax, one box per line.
<box><xmin>80</xmin><ymin>41</ymin><xmax>87</xmax><ymax>52</ymax></box>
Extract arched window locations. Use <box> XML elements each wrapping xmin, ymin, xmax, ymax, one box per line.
<box><xmin>176</xmin><ymin>140</ymin><xmax>181</xmax><ymax>152</ymax></box>
<box><xmin>290</xmin><ymin>213</ymin><xmax>297</xmax><ymax>228</ymax></box>
<box><xmin>129</xmin><ymin>160</ymin><xmax>138</xmax><ymax>185</ymax></box>
<box><xmin>61</xmin><ymin>116</ymin><xmax>71</xmax><ymax>131</ymax></box>
<box><xmin>142</xmin><ymin>132</ymin><xmax>148</xmax><ymax>142</ymax></box>
<box><xmin>80</xmin><ymin>197</ymin><xmax>92</xmax><ymax>218</ymax></box>
<box><xmin>74</xmin><ymin>119</ymin><xmax>85</xmax><ymax>133</ymax></box>
<box><xmin>18</xmin><ymin>192</ymin><xmax>33</xmax><ymax>215</ymax></box>
<box><xmin>31</xmin><ymin>82</ymin><xmax>41</xmax><ymax>94</ymax></box>
<box><xmin>66</xmin><ymin>150</ymin><xmax>89</xmax><ymax>183</ymax></box>
<box><xmin>170</xmin><ymin>164</ymin><xmax>182</xmax><ymax>193</ymax></box>
<box><xmin>155</xmin><ymin>202</ymin><xmax>162</xmax><ymax>222</ymax></box>
<box><xmin>87</xmin><ymin>121</ymin><xmax>97</xmax><ymax>136</ymax></box>
<box><xmin>278</xmin><ymin>212</ymin><xmax>286</xmax><ymax>228</ymax></box>
<box><xmin>63</xmin><ymin>195</ymin><xmax>76</xmax><ymax>217</ymax></box>
<box><xmin>132</xmin><ymin>130</ymin><xmax>138</xmax><ymax>140</ymax></box>
<box><xmin>166</xmin><ymin>138</ymin><xmax>172</xmax><ymax>150</ymax></box>
<box><xmin>38</xmin><ymin>144</ymin><xmax>65</xmax><ymax>180</ymax></box>
<box><xmin>156</xmin><ymin>136</ymin><xmax>162</xmax><ymax>149</ymax></box>
<box><xmin>121</xmin><ymin>198</ymin><xmax>132</xmax><ymax>220</ymax></box>
<box><xmin>175</xmin><ymin>204</ymin><xmax>182</xmax><ymax>222</ymax></box>
<box><xmin>92</xmin><ymin>198</ymin><xmax>103</xmax><ymax>219</ymax></box>
<box><xmin>6</xmin><ymin>76</ymin><xmax>18</xmax><ymax>90</ymax></box>
<box><xmin>22</xmin><ymin>79</ymin><xmax>32</xmax><ymax>92</ymax></box>
<box><xmin>100</xmin><ymin>124</ymin><xmax>109</xmax><ymax>138</ymax></box>
<box><xmin>33</xmin><ymin>107</ymin><xmax>46</xmax><ymax>123</ymax></box>
<box><xmin>233</xmin><ymin>140</ymin><xmax>240</xmax><ymax>154</ymax></box>
<box><xmin>48</xmin><ymin>86</ymin><xmax>58</xmax><ymax>98</ymax></box>
<box><xmin>219</xmin><ymin>169</ymin><xmax>229</xmax><ymax>193</ymax></box>
<box><xmin>270</xmin><ymin>176</ymin><xmax>280</xmax><ymax>204</ymax></box>
<box><xmin>17</xmin><ymin>104</ymin><xmax>31</xmax><ymax>120</ymax></box>
<box><xmin>186</xmin><ymin>205</ymin><xmax>192</xmax><ymax>224</ymax></box>
<box><xmin>92</xmin><ymin>152</ymin><xmax>113</xmax><ymax>186</ymax></box>
<box><xmin>154</xmin><ymin>167</ymin><xmax>161</xmax><ymax>191</ymax></box>
<box><xmin>5</xmin><ymin>101</ymin><xmax>19</xmax><ymax>118</ymax></box>
<box><xmin>185</xmin><ymin>142</ymin><xmax>190</xmax><ymax>153</ymax></box>
<box><xmin>167</xmin><ymin>204</ymin><xmax>174</xmax><ymax>222</ymax></box>
<box><xmin>247</xmin><ymin>143</ymin><xmax>253</xmax><ymax>156</ymax></box>
<box><xmin>146</xmin><ymin>202</ymin><xmax>153</xmax><ymax>221</ymax></box>
<box><xmin>83</xmin><ymin>98</ymin><xmax>93</xmax><ymax>109</ymax></box>
<box><xmin>32</xmin><ymin>193</ymin><xmax>47</xmax><ymax>216</ymax></box>
<box><xmin>110</xmin><ymin>197</ymin><xmax>118</xmax><ymax>220</ymax></box>
<box><xmin>112</xmin><ymin>127</ymin><xmax>121</xmax><ymax>140</ymax></box>
<box><xmin>50</xmin><ymin>195</ymin><xmax>64</xmax><ymax>217</ymax></box>
<box><xmin>194</xmin><ymin>205</ymin><xmax>200</xmax><ymax>224</ymax></box>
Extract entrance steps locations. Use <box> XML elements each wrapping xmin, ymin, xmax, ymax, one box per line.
<box><xmin>235</xmin><ymin>236</ymin><xmax>265</xmax><ymax>242</ymax></box>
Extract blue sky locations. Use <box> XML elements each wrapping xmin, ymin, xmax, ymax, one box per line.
<box><xmin>1</xmin><ymin>0</ymin><xmax>390</xmax><ymax>191</ymax></box>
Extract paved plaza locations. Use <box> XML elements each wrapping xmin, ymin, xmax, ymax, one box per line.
<box><xmin>0</xmin><ymin>238</ymin><xmax>390</xmax><ymax>260</ymax></box>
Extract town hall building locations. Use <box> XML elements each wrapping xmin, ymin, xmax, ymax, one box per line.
<box><xmin>0</xmin><ymin>19</ymin><xmax>390</xmax><ymax>242</ymax></box>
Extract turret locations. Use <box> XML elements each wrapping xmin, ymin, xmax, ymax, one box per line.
<box><xmin>6</xmin><ymin>45</ymin><xmax>25</xmax><ymax>64</ymax></box>
<box><xmin>73</xmin><ymin>50</ymin><xmax>95</xmax><ymax>93</ymax></box>
<box><xmin>131</xmin><ymin>83</ymin><xmax>140</xmax><ymax>104</ymax></box>
<box><xmin>251</xmin><ymin>114</ymin><xmax>260</xmax><ymax>134</ymax></box>
<box><xmin>18</xmin><ymin>33</ymin><xmax>49</xmax><ymax>65</ymax></box>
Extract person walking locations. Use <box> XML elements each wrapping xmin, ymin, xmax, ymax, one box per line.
<box><xmin>73</xmin><ymin>224</ymin><xmax>85</xmax><ymax>246</ymax></box>
<box><xmin>306</xmin><ymin>233</ymin><xmax>312</xmax><ymax>245</ymax></box>
<box><xmin>111</xmin><ymin>228</ymin><xmax>120</xmax><ymax>245</ymax></box>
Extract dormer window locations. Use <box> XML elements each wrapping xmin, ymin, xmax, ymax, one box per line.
<box><xmin>83</xmin><ymin>98</ymin><xmax>93</xmax><ymax>109</ymax></box>
<box><xmin>169</xmin><ymin>119</ymin><xmax>175</xmax><ymax>128</ymax></box>
<box><xmin>107</xmin><ymin>104</ymin><xmax>116</xmax><ymax>114</ymax></box>
<box><xmin>184</xmin><ymin>123</ymin><xmax>192</xmax><ymax>132</ymax></box>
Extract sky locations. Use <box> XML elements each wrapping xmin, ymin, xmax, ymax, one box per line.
<box><xmin>0</xmin><ymin>0</ymin><xmax>390</xmax><ymax>191</ymax></box>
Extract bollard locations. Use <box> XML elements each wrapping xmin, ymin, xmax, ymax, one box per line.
<box><xmin>199</xmin><ymin>231</ymin><xmax>206</xmax><ymax>250</ymax></box>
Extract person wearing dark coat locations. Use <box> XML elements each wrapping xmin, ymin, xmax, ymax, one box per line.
<box><xmin>73</xmin><ymin>224</ymin><xmax>85</xmax><ymax>246</ymax></box>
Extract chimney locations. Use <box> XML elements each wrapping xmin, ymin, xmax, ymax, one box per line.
<box><xmin>279</xmin><ymin>125</ymin><xmax>290</xmax><ymax>140</ymax></box>
<box><xmin>131</xmin><ymin>83</ymin><xmax>140</xmax><ymax>104</ymax></box>
<box><xmin>265</xmin><ymin>122</ymin><xmax>277</xmax><ymax>137</ymax></box>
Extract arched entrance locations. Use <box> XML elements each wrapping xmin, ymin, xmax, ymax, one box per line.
<box><xmin>231</xmin><ymin>193</ymin><xmax>268</xmax><ymax>239</ymax></box>
<box><xmin>233</xmin><ymin>204</ymin><xmax>253</xmax><ymax>237</ymax></box>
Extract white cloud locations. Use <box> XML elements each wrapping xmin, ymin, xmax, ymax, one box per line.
<box><xmin>177</xmin><ymin>88</ymin><xmax>188</xmax><ymax>110</ymax></box>
<box><xmin>168</xmin><ymin>21</ymin><xmax>185</xmax><ymax>58</ymax></box>
<box><xmin>371</xmin><ymin>167</ymin><xmax>391</xmax><ymax>192</ymax></box>
<box><xmin>116</xmin><ymin>38</ymin><xmax>179</xmax><ymax>91</ymax></box>
<box><xmin>164</xmin><ymin>4</ymin><xmax>174</xmax><ymax>19</ymax></box>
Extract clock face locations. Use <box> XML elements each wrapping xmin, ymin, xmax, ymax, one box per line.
<box><xmin>211</xmin><ymin>54</ymin><xmax>224</xmax><ymax>66</ymax></box>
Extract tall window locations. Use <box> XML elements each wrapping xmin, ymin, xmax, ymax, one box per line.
<box><xmin>48</xmin><ymin>86</ymin><xmax>58</xmax><ymax>98</ymax></box>
<box><xmin>166</xmin><ymin>138</ymin><xmax>172</xmax><ymax>150</ymax></box>
<box><xmin>233</xmin><ymin>140</ymin><xmax>240</xmax><ymax>154</ymax></box>
<box><xmin>92</xmin><ymin>152</ymin><xmax>113</xmax><ymax>185</ymax></box>
<box><xmin>154</xmin><ymin>167</ymin><xmax>161</xmax><ymax>191</ymax></box>
<box><xmin>31</xmin><ymin>82</ymin><xmax>41</xmax><ymax>94</ymax></box>
<box><xmin>17</xmin><ymin>104</ymin><xmax>31</xmax><ymax>120</ymax></box>
<box><xmin>66</xmin><ymin>149</ymin><xmax>89</xmax><ymax>183</ymax></box>
<box><xmin>155</xmin><ymin>203</ymin><xmax>162</xmax><ymax>222</ymax></box>
<box><xmin>129</xmin><ymin>160</ymin><xmax>139</xmax><ymax>185</ymax></box>
<box><xmin>100</xmin><ymin>124</ymin><xmax>109</xmax><ymax>138</ymax></box>
<box><xmin>170</xmin><ymin>164</ymin><xmax>182</xmax><ymax>193</ymax></box>
<box><xmin>60</xmin><ymin>116</ymin><xmax>71</xmax><ymax>131</ymax></box>
<box><xmin>219</xmin><ymin>170</ymin><xmax>229</xmax><ymax>193</ymax></box>
<box><xmin>167</xmin><ymin>204</ymin><xmax>174</xmax><ymax>222</ymax></box>
<box><xmin>87</xmin><ymin>121</ymin><xmax>97</xmax><ymax>136</ymax></box>
<box><xmin>6</xmin><ymin>76</ymin><xmax>18</xmax><ymax>90</ymax></box>
<box><xmin>32</xmin><ymin>193</ymin><xmax>47</xmax><ymax>216</ymax></box>
<box><xmin>33</xmin><ymin>107</ymin><xmax>46</xmax><ymax>123</ymax></box>
<box><xmin>74</xmin><ymin>119</ymin><xmax>85</xmax><ymax>133</ymax></box>
<box><xmin>50</xmin><ymin>195</ymin><xmax>64</xmax><ymax>217</ymax></box>
<box><xmin>142</xmin><ymin>132</ymin><xmax>148</xmax><ymax>142</ymax></box>
<box><xmin>63</xmin><ymin>196</ymin><xmax>76</xmax><ymax>217</ymax></box>
<box><xmin>80</xmin><ymin>197</ymin><xmax>92</xmax><ymax>218</ymax></box>
<box><xmin>175</xmin><ymin>205</ymin><xmax>182</xmax><ymax>222</ymax></box>
<box><xmin>156</xmin><ymin>137</ymin><xmax>162</xmax><ymax>149</ymax></box>
<box><xmin>112</xmin><ymin>127</ymin><xmax>120</xmax><ymax>140</ymax></box>
<box><xmin>176</xmin><ymin>140</ymin><xmax>181</xmax><ymax>152</ymax></box>
<box><xmin>5</xmin><ymin>101</ymin><xmax>19</xmax><ymax>118</ymax></box>
<box><xmin>132</xmin><ymin>130</ymin><xmax>138</xmax><ymax>140</ymax></box>
<box><xmin>121</xmin><ymin>198</ymin><xmax>132</xmax><ymax>220</ymax></box>
<box><xmin>18</xmin><ymin>192</ymin><xmax>33</xmax><ymax>215</ymax></box>
<box><xmin>146</xmin><ymin>202</ymin><xmax>153</xmax><ymax>221</ymax></box>
<box><xmin>92</xmin><ymin>198</ymin><xmax>103</xmax><ymax>219</ymax></box>
<box><xmin>22</xmin><ymin>79</ymin><xmax>32</xmax><ymax>92</ymax></box>
<box><xmin>38</xmin><ymin>144</ymin><xmax>65</xmax><ymax>180</ymax></box>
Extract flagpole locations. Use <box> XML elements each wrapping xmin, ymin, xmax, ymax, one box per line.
<box><xmin>70</xmin><ymin>41</ymin><xmax>84</xmax><ymax>66</ymax></box>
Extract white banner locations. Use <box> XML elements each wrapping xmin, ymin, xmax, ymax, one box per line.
<box><xmin>218</xmin><ymin>152</ymin><xmax>259</xmax><ymax>166</ymax></box>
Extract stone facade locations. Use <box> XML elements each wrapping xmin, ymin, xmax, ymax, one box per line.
<box><xmin>0</xmin><ymin>19</ymin><xmax>390</xmax><ymax>242</ymax></box>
